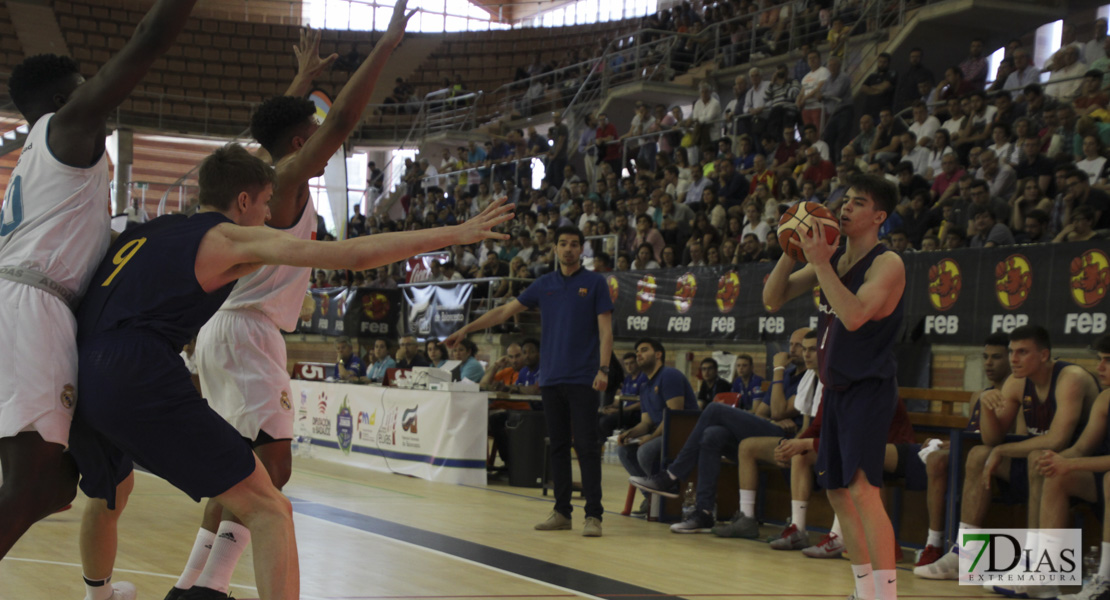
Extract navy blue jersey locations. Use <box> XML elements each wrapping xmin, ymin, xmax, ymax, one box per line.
<box><xmin>77</xmin><ymin>212</ymin><xmax>236</xmax><ymax>351</ymax></box>
<box><xmin>817</xmin><ymin>243</ymin><xmax>904</xmax><ymax>390</ymax></box>
<box><xmin>1021</xmin><ymin>361</ymin><xmax>1077</xmax><ymax>436</ymax></box>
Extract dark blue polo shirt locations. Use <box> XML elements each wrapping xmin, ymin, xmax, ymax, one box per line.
<box><xmin>517</xmin><ymin>364</ymin><xmax>540</xmax><ymax>386</ymax></box>
<box><xmin>639</xmin><ymin>366</ymin><xmax>699</xmax><ymax>424</ymax></box>
<box><xmin>516</xmin><ymin>265</ymin><xmax>613</xmax><ymax>387</ymax></box>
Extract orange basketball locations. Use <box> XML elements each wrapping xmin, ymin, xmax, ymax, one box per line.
<box><xmin>777</xmin><ymin>202</ymin><xmax>840</xmax><ymax>263</ymax></box>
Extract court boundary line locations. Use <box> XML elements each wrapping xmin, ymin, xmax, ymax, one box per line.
<box><xmin>291</xmin><ymin>496</ymin><xmax>673</xmax><ymax>600</ymax></box>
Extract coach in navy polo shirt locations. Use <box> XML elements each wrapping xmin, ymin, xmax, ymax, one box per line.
<box><xmin>447</xmin><ymin>225</ymin><xmax>613</xmax><ymax>537</ymax></box>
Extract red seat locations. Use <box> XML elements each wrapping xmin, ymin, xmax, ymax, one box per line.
<box><xmin>712</xmin><ymin>392</ymin><xmax>741</xmax><ymax>408</ymax></box>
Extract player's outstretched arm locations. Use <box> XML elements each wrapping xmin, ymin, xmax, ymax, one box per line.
<box><xmin>285</xmin><ymin>28</ymin><xmax>339</xmax><ymax>98</ymax></box>
<box><xmin>51</xmin><ymin>0</ymin><xmax>199</xmax><ymax>166</ymax></box>
<box><xmin>200</xmin><ymin>198</ymin><xmax>513</xmax><ymax>292</ymax></box>
<box><xmin>444</xmin><ymin>300</ymin><xmax>529</xmax><ymax>348</ymax></box>
<box><xmin>273</xmin><ymin>0</ymin><xmax>416</xmax><ymax>226</ymax></box>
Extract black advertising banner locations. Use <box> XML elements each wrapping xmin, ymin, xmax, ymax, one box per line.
<box><xmin>608</xmin><ymin>264</ymin><xmax>820</xmax><ymax>342</ymax></box>
<box><xmin>299</xmin><ymin>287</ymin><xmax>351</xmax><ymax>336</ymax></box>
<box><xmin>298</xmin><ymin>287</ymin><xmax>403</xmax><ymax>338</ymax></box>
<box><xmin>1044</xmin><ymin>243</ymin><xmax>1110</xmax><ymax>346</ymax></box>
<box><xmin>611</xmin><ymin>242</ymin><xmax>1110</xmax><ymax>347</ymax></box>
<box><xmin>404</xmin><ymin>282</ymin><xmax>474</xmax><ymax>339</ymax></box>
<box><xmin>345</xmin><ymin>287</ymin><xmax>404</xmax><ymax>338</ymax></box>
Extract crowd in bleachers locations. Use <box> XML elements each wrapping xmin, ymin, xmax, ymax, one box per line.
<box><xmin>344</xmin><ymin>20</ymin><xmax>1109</xmax><ymax>292</ymax></box>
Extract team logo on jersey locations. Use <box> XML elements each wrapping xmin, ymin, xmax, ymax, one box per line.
<box><xmin>60</xmin><ymin>384</ymin><xmax>75</xmax><ymax>409</ymax></box>
<box><xmin>928</xmin><ymin>258</ymin><xmax>962</xmax><ymax>311</ymax></box>
<box><xmin>336</xmin><ymin>397</ymin><xmax>353</xmax><ymax>455</ymax></box>
<box><xmin>279</xmin><ymin>390</ymin><xmax>291</xmax><ymax>411</ymax></box>
<box><xmin>607</xmin><ymin>275</ymin><xmax>619</xmax><ymax>303</ymax></box>
<box><xmin>716</xmin><ymin>271</ymin><xmax>739</xmax><ymax>313</ymax></box>
<box><xmin>995</xmin><ymin>254</ymin><xmax>1033</xmax><ymax>310</ymax></box>
<box><xmin>635</xmin><ymin>275</ymin><xmax>656</xmax><ymax>313</ymax></box>
<box><xmin>812</xmin><ymin>285</ymin><xmax>822</xmax><ymax>309</ymax></box>
<box><xmin>1070</xmin><ymin>249</ymin><xmax>1110</xmax><ymax>309</ymax></box>
<box><xmin>361</xmin><ymin>292</ymin><xmax>391</xmax><ymax>320</ymax></box>
<box><xmin>674</xmin><ymin>273</ymin><xmax>697</xmax><ymax>314</ymax></box>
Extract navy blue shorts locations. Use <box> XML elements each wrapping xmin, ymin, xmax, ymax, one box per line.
<box><xmin>996</xmin><ymin>457</ymin><xmax>1029</xmax><ymax>504</ymax></box>
<box><xmin>69</xmin><ymin>331</ymin><xmax>256</xmax><ymax>509</ymax></box>
<box><xmin>892</xmin><ymin>443</ymin><xmax>928</xmax><ymax>491</ymax></box>
<box><xmin>816</xmin><ymin>377</ymin><xmax>897</xmax><ymax>490</ymax></box>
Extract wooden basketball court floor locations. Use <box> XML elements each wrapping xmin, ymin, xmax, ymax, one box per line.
<box><xmin>3</xmin><ymin>458</ymin><xmax>1002</xmax><ymax>599</ymax></box>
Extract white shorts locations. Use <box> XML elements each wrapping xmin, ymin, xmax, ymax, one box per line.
<box><xmin>197</xmin><ymin>308</ymin><xmax>293</xmax><ymax>441</ymax></box>
<box><xmin>0</xmin><ymin>282</ymin><xmax>78</xmax><ymax>446</ymax></box>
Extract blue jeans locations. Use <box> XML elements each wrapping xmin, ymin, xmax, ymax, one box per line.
<box><xmin>667</xmin><ymin>403</ymin><xmax>786</xmax><ymax>512</ymax></box>
<box><xmin>618</xmin><ymin>434</ymin><xmax>663</xmax><ymax>479</ymax></box>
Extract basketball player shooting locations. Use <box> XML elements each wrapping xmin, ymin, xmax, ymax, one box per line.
<box><xmin>763</xmin><ymin>174</ymin><xmax>906</xmax><ymax>600</ymax></box>
<box><xmin>0</xmin><ymin>0</ymin><xmax>200</xmax><ymax>562</ymax></box>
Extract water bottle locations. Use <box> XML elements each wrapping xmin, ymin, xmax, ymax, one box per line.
<box><xmin>1084</xmin><ymin>545</ymin><xmax>1099</xmax><ymax>586</ymax></box>
<box><xmin>681</xmin><ymin>482</ymin><xmax>696</xmax><ymax>522</ymax></box>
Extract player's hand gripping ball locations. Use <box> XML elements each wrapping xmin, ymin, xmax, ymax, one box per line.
<box><xmin>777</xmin><ymin>202</ymin><xmax>840</xmax><ymax>263</ymax></box>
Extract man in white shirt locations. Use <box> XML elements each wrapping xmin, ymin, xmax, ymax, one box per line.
<box><xmin>743</xmin><ymin>67</ymin><xmax>771</xmax><ymax>151</ymax></box>
<box><xmin>688</xmin><ymin>82</ymin><xmax>722</xmax><ymax>162</ymax></box>
<box><xmin>1046</xmin><ymin>45</ymin><xmax>1085</xmax><ymax>101</ymax></box>
<box><xmin>797</xmin><ymin>50</ymin><xmax>830</xmax><ymax>129</ymax></box>
<box><xmin>907</xmin><ymin>101</ymin><xmax>940</xmax><ymax>148</ymax></box>
<box><xmin>1004</xmin><ymin>48</ymin><xmax>1041</xmax><ymax>101</ymax></box>
<box><xmin>901</xmin><ymin>131</ymin><xmax>931</xmax><ymax>177</ymax></box>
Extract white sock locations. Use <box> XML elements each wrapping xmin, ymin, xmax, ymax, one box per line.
<box><xmin>1024</xmin><ymin>531</ymin><xmax>1040</xmax><ymax>569</ymax></box>
<box><xmin>1099</xmin><ymin>542</ymin><xmax>1110</xmax><ymax>580</ymax></box>
<box><xmin>874</xmin><ymin>568</ymin><xmax>897</xmax><ymax>600</ymax></box>
<box><xmin>926</xmin><ymin>529</ymin><xmax>943</xmax><ymax>548</ymax></box>
<box><xmin>791</xmin><ymin>500</ymin><xmax>807</xmax><ymax>532</ymax></box>
<box><xmin>830</xmin><ymin>515</ymin><xmax>842</xmax><ymax>538</ymax></box>
<box><xmin>83</xmin><ymin>574</ymin><xmax>113</xmax><ymax>600</ymax></box>
<box><xmin>955</xmin><ymin>522</ymin><xmax>977</xmax><ymax>552</ymax></box>
<box><xmin>193</xmin><ymin>521</ymin><xmax>251</xmax><ymax>594</ymax></box>
<box><xmin>174</xmin><ymin>528</ymin><xmax>217</xmax><ymax>590</ymax></box>
<box><xmin>739</xmin><ymin>489</ymin><xmax>756</xmax><ymax>518</ymax></box>
<box><xmin>851</xmin><ymin>563</ymin><xmax>875</xmax><ymax>600</ymax></box>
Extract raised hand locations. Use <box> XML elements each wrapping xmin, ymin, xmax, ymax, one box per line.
<box><xmin>294</xmin><ymin>28</ymin><xmax>338</xmax><ymax>82</ymax></box>
<box><xmin>454</xmin><ymin>197</ymin><xmax>514</xmax><ymax>245</ymax></box>
<box><xmin>382</xmin><ymin>0</ymin><xmax>418</xmax><ymax>47</ymax></box>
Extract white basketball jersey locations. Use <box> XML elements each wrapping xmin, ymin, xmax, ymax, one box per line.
<box><xmin>221</xmin><ymin>197</ymin><xmax>317</xmax><ymax>332</ymax></box>
<box><xmin>0</xmin><ymin>114</ymin><xmax>110</xmax><ymax>297</ymax></box>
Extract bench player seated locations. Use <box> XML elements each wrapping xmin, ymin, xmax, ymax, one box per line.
<box><xmin>726</xmin><ymin>366</ymin><xmax>922</xmax><ymax>554</ymax></box>
<box><xmin>714</xmin><ymin>330</ymin><xmax>822</xmax><ymax>539</ymax></box>
<box><xmin>912</xmin><ymin>333</ymin><xmax>1011</xmax><ymax>569</ymax></box>
<box><xmin>1034</xmin><ymin>334</ymin><xmax>1110</xmax><ymax>600</ymax></box>
<box><xmin>630</xmin><ymin>329</ymin><xmax>810</xmax><ymax>533</ymax></box>
<box><xmin>914</xmin><ymin>324</ymin><xmax>1100</xmax><ymax>600</ymax></box>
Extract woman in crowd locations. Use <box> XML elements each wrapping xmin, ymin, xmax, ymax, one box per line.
<box><xmin>632</xmin><ymin>242</ymin><xmax>661</xmax><ymax>269</ymax></box>
<box><xmin>926</xmin><ymin>129</ymin><xmax>955</xmax><ymax>181</ymax></box>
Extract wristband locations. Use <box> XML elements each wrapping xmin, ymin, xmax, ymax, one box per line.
<box><xmin>772</xmin><ymin>380</ymin><xmax>784</xmax><ymax>385</ymax></box>
<box><xmin>773</xmin><ymin>366</ymin><xmax>785</xmax><ymax>371</ymax></box>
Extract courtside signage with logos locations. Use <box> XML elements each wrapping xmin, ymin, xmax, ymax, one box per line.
<box><xmin>957</xmin><ymin>528</ymin><xmax>1080</xmax><ymax>586</ymax></box>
